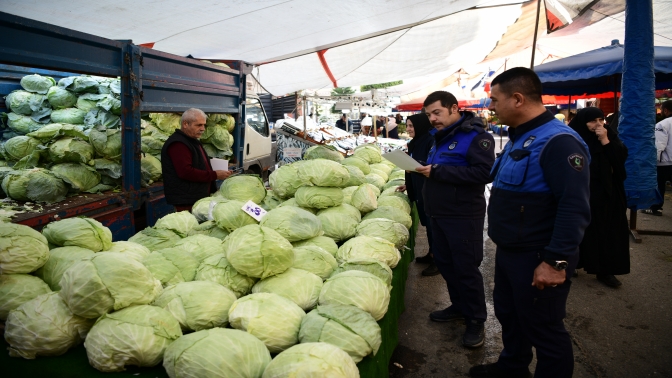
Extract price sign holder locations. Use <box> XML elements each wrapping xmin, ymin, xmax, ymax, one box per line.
<box><xmin>241</xmin><ymin>200</ymin><xmax>267</xmax><ymax>222</ymax></box>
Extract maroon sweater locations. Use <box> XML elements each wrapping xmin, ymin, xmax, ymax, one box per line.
<box><xmin>167</xmin><ymin>142</ymin><xmax>217</xmax><ymax>182</ymax></box>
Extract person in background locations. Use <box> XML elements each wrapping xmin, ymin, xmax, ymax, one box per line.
<box><xmin>569</xmin><ymin>107</ymin><xmax>630</xmax><ymax>288</ymax></box>
<box><xmin>161</xmin><ymin>108</ymin><xmax>233</xmax><ymax>212</ymax></box>
<box><xmin>335</xmin><ymin>114</ymin><xmax>352</xmax><ymax>132</ymax></box>
<box><xmin>417</xmin><ymin>91</ymin><xmax>495</xmax><ymax>349</ymax></box>
<box><xmin>395</xmin><ymin>113</ymin><xmax>404</xmax><ymax>126</ymax></box>
<box><xmin>360</xmin><ymin>113</ymin><xmax>373</xmax><ymax>136</ymax></box>
<box><xmin>396</xmin><ymin>113</ymin><xmax>438</xmax><ymax>276</ymax></box>
<box><xmin>386</xmin><ymin>115</ymin><xmax>400</xmax><ymax>139</ymax></box>
<box><xmin>375</xmin><ymin>115</ymin><xmax>386</xmax><ymax>137</ymax></box>
<box><xmin>643</xmin><ymin>100</ymin><xmax>672</xmax><ymax>216</ymax></box>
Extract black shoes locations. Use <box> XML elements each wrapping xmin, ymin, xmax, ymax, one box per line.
<box><xmin>469</xmin><ymin>363</ymin><xmax>533</xmax><ymax>378</ymax></box>
<box><xmin>597</xmin><ymin>274</ymin><xmax>622</xmax><ymax>288</ymax></box>
<box><xmin>463</xmin><ymin>320</ymin><xmax>485</xmax><ymax>348</ymax></box>
<box><xmin>415</xmin><ymin>253</ymin><xmax>433</xmax><ymax>264</ymax></box>
<box><xmin>422</xmin><ymin>263</ymin><xmax>440</xmax><ymax>276</ymax></box>
<box><xmin>429</xmin><ymin>306</ymin><xmax>465</xmax><ymax>322</ymax></box>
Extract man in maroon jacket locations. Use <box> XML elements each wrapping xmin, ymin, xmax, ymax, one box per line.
<box><xmin>161</xmin><ymin>108</ymin><xmax>232</xmax><ymax>212</ymax></box>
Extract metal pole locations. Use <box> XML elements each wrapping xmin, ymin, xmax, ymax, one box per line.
<box><xmin>568</xmin><ymin>94</ymin><xmax>572</xmax><ymax>121</ymax></box>
<box><xmin>530</xmin><ymin>0</ymin><xmax>542</xmax><ymax>69</ymax></box>
<box><xmin>302</xmin><ymin>95</ymin><xmax>307</xmax><ymax>140</ymax></box>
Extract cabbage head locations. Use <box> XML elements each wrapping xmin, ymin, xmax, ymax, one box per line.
<box><xmin>201</xmin><ymin>123</ymin><xmax>233</xmax><ymax>152</ymax></box>
<box><xmin>187</xmin><ymin>220</ymin><xmax>230</xmax><ymax>239</ymax></box>
<box><xmin>224</xmin><ymin>224</ymin><xmax>294</xmax><ymax>279</ymax></box>
<box><xmin>96</xmin><ymin>94</ymin><xmax>121</xmax><ymax>115</ymax></box>
<box><xmin>57</xmin><ymin>75</ymin><xmax>99</xmax><ymax>93</ymax></box>
<box><xmin>337</xmin><ymin>235</ymin><xmax>401</xmax><ymax>268</ymax></box>
<box><xmin>5</xmin><ymin>90</ymin><xmax>47</xmax><ymax>115</ymax></box>
<box><xmin>195</xmin><ymin>253</ymin><xmax>256</xmax><ymax>298</ymax></box>
<box><xmin>48</xmin><ymin>137</ymin><xmax>94</xmax><ymax>164</ymax></box>
<box><xmin>0</xmin><ymin>222</ymin><xmax>50</xmax><ymax>274</ymax></box>
<box><xmin>319</xmin><ymin>270</ymin><xmax>390</xmax><ymax>321</ymax></box>
<box><xmin>4</xmin><ymin>292</ymin><xmax>94</xmax><ymax>359</ymax></box>
<box><xmin>356</xmin><ymin>218</ymin><xmax>409</xmax><ymax>249</ymax></box>
<box><xmin>259</xmin><ymin>206</ymin><xmax>322</xmax><ymax>242</ymax></box>
<box><xmin>219</xmin><ymin>174</ymin><xmax>266</xmax><ymax>203</ymax></box>
<box><xmin>51</xmin><ymin>163</ymin><xmax>101</xmax><ymax>192</ymax></box>
<box><xmin>84</xmin><ymin>108</ymin><xmax>121</xmax><ymax>129</ymax></box>
<box><xmin>46</xmin><ymin>86</ymin><xmax>77</xmax><ymax>109</ymax></box>
<box><xmin>318</xmin><ymin>203</ymin><xmax>361</xmax><ymax>222</ymax></box>
<box><xmin>389</xmin><ymin>169</ymin><xmax>405</xmax><ymax>181</ymax></box>
<box><xmin>342</xmin><ymin>156</ymin><xmax>370</xmax><ymax>174</ymax></box>
<box><xmin>42</xmin><ymin>217</ymin><xmax>112</xmax><ymax>252</ymax></box>
<box><xmin>383</xmin><ymin>178</ymin><xmax>406</xmax><ymax>192</ymax></box>
<box><xmin>149</xmin><ymin>113</ymin><xmax>181</xmax><ymax>134</ymax></box>
<box><xmin>6</xmin><ymin>113</ymin><xmax>45</xmax><ymax>134</ymax></box>
<box><xmin>261</xmin><ymin>342</ymin><xmax>359</xmax><ymax>378</ymax></box>
<box><xmin>303</xmin><ymin>145</ymin><xmax>344</xmax><ymax>162</ymax></box>
<box><xmin>0</xmin><ymin>274</ymin><xmax>51</xmax><ymax>320</ymax></box>
<box><xmin>262</xmin><ymin>190</ymin><xmax>283</xmax><ymax>211</ymax></box>
<box><xmin>331</xmin><ymin>258</ymin><xmax>393</xmax><ymax>287</ymax></box>
<box><xmin>33</xmin><ymin>246</ymin><xmax>95</xmax><ymax>291</ymax></box>
<box><xmin>315</xmin><ymin>210</ymin><xmax>358</xmax><ymax>243</ymax></box>
<box><xmin>369</xmin><ymin>168</ymin><xmax>389</xmax><ymax>182</ymax></box>
<box><xmin>351</xmin><ymin>183</ymin><xmax>378</xmax><ymax>213</ymax></box>
<box><xmin>292</xmin><ymin>235</ymin><xmax>338</xmax><ymax>256</ymax></box>
<box><xmin>143</xmin><ymin>247</ymin><xmax>200</xmax><ymax>287</ymax></box>
<box><xmin>174</xmin><ymin>234</ymin><xmax>226</xmax><ymax>262</ymax></box>
<box><xmin>364</xmin><ymin>173</ymin><xmax>386</xmax><ymax>190</ymax></box>
<box><xmin>128</xmin><ymin>227</ymin><xmax>181</xmax><ymax>251</ymax></box>
<box><xmin>228</xmin><ymin>292</ymin><xmax>305</xmax><ymax>353</ymax></box>
<box><xmin>277</xmin><ymin>197</ymin><xmax>316</xmax><ymax>214</ymax></box>
<box><xmin>50</xmin><ymin>108</ymin><xmax>86</xmax><ymax>125</ymax></box>
<box><xmin>297</xmin><ymin>159</ymin><xmax>350</xmax><ymax>187</ymax></box>
<box><xmin>363</xmin><ymin>206</ymin><xmax>413</xmax><ymax>229</ymax></box>
<box><xmin>379</xmin><ymin>189</ymin><xmax>410</xmax><ymax>205</ymax></box>
<box><xmin>191</xmin><ymin>196</ymin><xmax>229</xmax><ymax>222</ymax></box>
<box><xmin>76</xmin><ymin>93</ymin><xmax>108</xmax><ymax>112</ymax></box>
<box><xmin>377</xmin><ymin>194</ymin><xmax>411</xmax><ymax>214</ymax></box>
<box><xmin>341</xmin><ymin>185</ymin><xmax>358</xmax><ymax>205</ymax></box>
<box><xmin>141</xmin><ymin>153</ymin><xmax>162</xmax><ymax>185</ymax></box>
<box><xmin>251</xmin><ymin>268</ymin><xmax>322</xmax><ymax>311</ymax></box>
<box><xmin>2</xmin><ymin>136</ymin><xmax>41</xmax><ymax>161</ymax></box>
<box><xmin>369</xmin><ymin>163</ymin><xmax>393</xmax><ymax>176</ymax></box>
<box><xmin>1</xmin><ymin>168</ymin><xmax>68</xmax><ymax>203</ymax></box>
<box><xmin>84</xmin><ymin>305</ymin><xmax>182</xmax><ymax>372</ymax></box>
<box><xmin>153</xmin><ymin>281</ymin><xmax>237</xmax><ymax>331</ymax></box>
<box><xmin>26</xmin><ymin>123</ymin><xmax>87</xmax><ymax>143</ymax></box>
<box><xmin>89</xmin><ymin>127</ymin><xmax>122</xmax><ymax>161</ymax></box>
<box><xmin>155</xmin><ymin>211</ymin><xmax>199</xmax><ymax>237</ymax></box>
<box><xmin>343</xmin><ymin>165</ymin><xmax>366</xmax><ymax>187</ymax></box>
<box><xmin>20</xmin><ymin>74</ymin><xmax>55</xmax><ymax>94</ymax></box>
<box><xmin>353</xmin><ymin>144</ymin><xmax>382</xmax><ymax>164</ymax></box>
<box><xmin>102</xmin><ymin>241</ymin><xmax>150</xmax><ymax>261</ymax></box>
<box><xmin>292</xmin><ymin>246</ymin><xmax>338</xmax><ymax>280</ymax></box>
<box><xmin>212</xmin><ymin>200</ymin><xmax>257</xmax><ymax>232</ymax></box>
<box><xmin>295</xmin><ymin>186</ymin><xmax>343</xmax><ymax>209</ymax></box>
<box><xmin>299</xmin><ymin>304</ymin><xmax>382</xmax><ymax>363</ymax></box>
<box><xmin>269</xmin><ymin>162</ymin><xmax>309</xmax><ymax>199</ymax></box>
<box><xmin>163</xmin><ymin>328</ymin><xmax>271</xmax><ymax>378</ymax></box>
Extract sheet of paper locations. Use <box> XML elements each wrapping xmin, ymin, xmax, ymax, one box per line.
<box><xmin>382</xmin><ymin>149</ymin><xmax>422</xmax><ymax>171</ymax></box>
<box><xmin>210</xmin><ymin>158</ymin><xmax>228</xmax><ymax>171</ymax></box>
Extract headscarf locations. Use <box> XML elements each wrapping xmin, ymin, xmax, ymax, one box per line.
<box><xmin>406</xmin><ymin>113</ymin><xmax>432</xmax><ymax>155</ymax></box>
<box><xmin>568</xmin><ymin>107</ymin><xmax>606</xmax><ymax>150</ymax></box>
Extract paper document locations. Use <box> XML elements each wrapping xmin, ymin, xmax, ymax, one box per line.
<box><xmin>210</xmin><ymin>158</ymin><xmax>228</xmax><ymax>171</ymax></box>
<box><xmin>382</xmin><ymin>149</ymin><xmax>422</xmax><ymax>171</ymax></box>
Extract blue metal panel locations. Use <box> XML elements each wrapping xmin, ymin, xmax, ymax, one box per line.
<box><xmin>0</xmin><ymin>12</ymin><xmax>123</xmax><ymax>76</ymax></box>
<box><xmin>141</xmin><ymin>80</ymin><xmax>240</xmax><ymax>113</ymax></box>
<box><xmin>232</xmin><ymin>70</ymin><xmax>248</xmax><ymax>169</ymax></box>
<box><xmin>121</xmin><ymin>43</ymin><xmax>143</xmax><ymax>193</ymax></box>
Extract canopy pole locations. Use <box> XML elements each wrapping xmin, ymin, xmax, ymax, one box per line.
<box><xmin>530</xmin><ymin>0</ymin><xmax>542</xmax><ymax>69</ymax></box>
<box><xmin>303</xmin><ymin>95</ymin><xmax>307</xmax><ymax>140</ymax></box>
<box><xmin>568</xmin><ymin>95</ymin><xmax>572</xmax><ymax>121</ymax></box>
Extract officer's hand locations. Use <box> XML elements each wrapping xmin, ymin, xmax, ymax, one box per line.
<box><xmin>215</xmin><ymin>170</ymin><xmax>233</xmax><ymax>180</ymax></box>
<box><xmin>415</xmin><ymin>165</ymin><xmax>431</xmax><ymax>178</ymax></box>
<box><xmin>396</xmin><ymin>185</ymin><xmax>406</xmax><ymax>192</ymax></box>
<box><xmin>532</xmin><ymin>262</ymin><xmax>566</xmax><ymax>290</ymax></box>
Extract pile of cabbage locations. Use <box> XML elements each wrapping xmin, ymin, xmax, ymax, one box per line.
<box><xmin>0</xmin><ymin>147</ymin><xmax>412</xmax><ymax>377</ymax></box>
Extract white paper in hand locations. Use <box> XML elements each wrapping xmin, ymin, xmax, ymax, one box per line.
<box><xmin>210</xmin><ymin>158</ymin><xmax>228</xmax><ymax>171</ymax></box>
<box><xmin>382</xmin><ymin>150</ymin><xmax>422</xmax><ymax>171</ymax></box>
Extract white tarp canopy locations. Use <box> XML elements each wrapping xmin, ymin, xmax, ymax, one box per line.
<box><xmin>3</xmin><ymin>0</ymin><xmax>671</xmax><ymax>97</ymax></box>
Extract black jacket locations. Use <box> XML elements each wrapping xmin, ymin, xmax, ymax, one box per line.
<box><xmin>161</xmin><ymin>130</ymin><xmax>215</xmax><ymax>206</ymax></box>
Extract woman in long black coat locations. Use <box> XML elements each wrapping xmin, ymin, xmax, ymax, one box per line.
<box><xmin>569</xmin><ymin>107</ymin><xmax>630</xmax><ymax>287</ymax></box>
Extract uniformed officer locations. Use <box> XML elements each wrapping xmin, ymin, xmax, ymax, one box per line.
<box><xmin>469</xmin><ymin>68</ymin><xmax>591</xmax><ymax>378</ymax></box>
<box><xmin>417</xmin><ymin>91</ymin><xmax>495</xmax><ymax>348</ymax></box>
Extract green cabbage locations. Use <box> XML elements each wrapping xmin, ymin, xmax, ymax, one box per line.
<box><xmin>50</xmin><ymin>108</ymin><xmax>86</xmax><ymax>125</ymax></box>
<box><xmin>0</xmin><ymin>274</ymin><xmax>51</xmax><ymax>320</ymax></box>
<box><xmin>383</xmin><ymin>178</ymin><xmax>406</xmax><ymax>192</ymax></box>
<box><xmin>57</xmin><ymin>75</ymin><xmax>99</xmax><ymax>93</ymax></box>
<box><xmin>292</xmin><ymin>235</ymin><xmax>338</xmax><ymax>256</ymax></box>
<box><xmin>84</xmin><ymin>108</ymin><xmax>120</xmax><ymax>129</ymax></box>
<box><xmin>89</xmin><ymin>127</ymin><xmax>122</xmax><ymax>161</ymax></box>
<box><xmin>84</xmin><ymin>305</ymin><xmax>182</xmax><ymax>372</ymax></box>
<box><xmin>377</xmin><ymin>194</ymin><xmax>411</xmax><ymax>214</ymax></box>
<box><xmin>33</xmin><ymin>246</ymin><xmax>95</xmax><ymax>291</ymax></box>
<box><xmin>174</xmin><ymin>234</ymin><xmax>226</xmax><ymax>262</ymax></box>
<box><xmin>26</xmin><ymin>123</ymin><xmax>87</xmax><ymax>142</ymax></box>
<box><xmin>0</xmin><ymin>167</ymin><xmax>13</xmax><ymax>198</ymax></box>
<box><xmin>259</xmin><ymin>206</ymin><xmax>322</xmax><ymax>242</ymax></box>
<box><xmin>212</xmin><ymin>200</ymin><xmax>257</xmax><ymax>232</ymax></box>
<box><xmin>6</xmin><ymin>113</ymin><xmax>45</xmax><ymax>134</ymax></box>
<box><xmin>364</xmin><ymin>173</ymin><xmax>386</xmax><ymax>190</ymax></box>
<box><xmin>1</xmin><ymin>168</ymin><xmax>68</xmax><ymax>203</ymax></box>
<box><xmin>2</xmin><ymin>136</ymin><xmax>41</xmax><ymax>161</ymax></box>
<box><xmin>297</xmin><ymin>158</ymin><xmax>350</xmax><ymax>187</ymax></box>
<box><xmin>369</xmin><ymin>163</ymin><xmax>393</xmax><ymax>175</ymax></box>
<box><xmin>129</xmin><ymin>227</ymin><xmax>182</xmax><ymax>251</ymax></box>
<box><xmin>363</xmin><ymin>206</ymin><xmax>413</xmax><ymax>229</ymax></box>
<box><xmin>353</xmin><ymin>144</ymin><xmax>382</xmax><ymax>164</ymax></box>
<box><xmin>96</xmin><ymin>94</ymin><xmax>121</xmax><ymax>115</ymax></box>
<box><xmin>191</xmin><ymin>196</ymin><xmax>229</xmax><ymax>222</ymax></box>
<box><xmin>251</xmin><ymin>268</ymin><xmax>323</xmax><ymax>311</ymax></box>
<box><xmin>228</xmin><ymin>292</ymin><xmax>306</xmax><ymax>353</ymax></box>
<box><xmin>102</xmin><ymin>241</ymin><xmax>150</xmax><ymax>261</ymax></box>
<box><xmin>187</xmin><ymin>220</ymin><xmax>230</xmax><ymax>239</ymax></box>
<box><xmin>336</xmin><ymin>235</ymin><xmax>401</xmax><ymax>268</ymax></box>
<box><xmin>194</xmin><ymin>253</ymin><xmax>256</xmax><ymax>298</ymax></box>
<box><xmin>76</xmin><ymin>93</ymin><xmax>108</xmax><ymax>112</ymax></box>
<box><xmin>5</xmin><ymin>90</ymin><xmax>47</xmax><ymax>115</ymax></box>
<box><xmin>0</xmin><ymin>222</ymin><xmax>50</xmax><ymax>274</ymax></box>
<box><xmin>342</xmin><ymin>165</ymin><xmax>366</xmax><ymax>187</ymax></box>
<box><xmin>149</xmin><ymin>113</ymin><xmax>181</xmax><ymax>134</ymax></box>
<box><xmin>318</xmin><ymin>203</ymin><xmax>361</xmax><ymax>222</ymax></box>
<box><xmin>369</xmin><ymin>168</ymin><xmax>389</xmax><ymax>182</ymax></box>
<box><xmin>4</xmin><ymin>292</ymin><xmax>94</xmax><ymax>359</ymax></box>
<box><xmin>303</xmin><ymin>145</ymin><xmax>344</xmax><ymax>162</ymax></box>
<box><xmin>219</xmin><ymin>174</ymin><xmax>266</xmax><ymax>203</ymax></box>
<box><xmin>389</xmin><ymin>170</ymin><xmax>405</xmax><ymax>181</ymax></box>
<box><xmin>50</xmin><ymin>163</ymin><xmax>101</xmax><ymax>192</ymax></box>
<box><xmin>277</xmin><ymin>197</ymin><xmax>316</xmax><ymax>214</ymax></box>
<box><xmin>142</xmin><ymin>247</ymin><xmax>200</xmax><ymax>287</ymax></box>
<box><xmin>269</xmin><ymin>162</ymin><xmax>309</xmax><ymax>199</ymax></box>
<box><xmin>331</xmin><ymin>258</ymin><xmax>393</xmax><ymax>287</ymax></box>
<box><xmin>202</xmin><ymin>143</ymin><xmax>229</xmax><ymax>159</ymax></box>
<box><xmin>292</xmin><ymin>246</ymin><xmax>338</xmax><ymax>280</ymax></box>
<box><xmin>319</xmin><ymin>270</ymin><xmax>390</xmax><ymax>321</ymax></box>
<box><xmin>141</xmin><ymin>153</ymin><xmax>162</xmax><ymax>185</ymax></box>
<box><xmin>356</xmin><ymin>218</ymin><xmax>409</xmax><ymax>249</ymax></box>
<box><xmin>342</xmin><ymin>156</ymin><xmax>371</xmax><ymax>174</ymax></box>
<box><xmin>20</xmin><ymin>74</ymin><xmax>56</xmax><ymax>94</ymax></box>
<box><xmin>379</xmin><ymin>189</ymin><xmax>410</xmax><ymax>205</ymax></box>
<box><xmin>48</xmin><ymin>137</ymin><xmax>94</xmax><ymax>164</ymax></box>
<box><xmin>295</xmin><ymin>186</ymin><xmax>343</xmax><ymax>209</ymax></box>
<box><xmin>154</xmin><ymin>211</ymin><xmax>199</xmax><ymax>238</ymax></box>
<box><xmin>59</xmin><ymin>252</ymin><xmax>162</xmax><ymax>318</ymax></box>
<box><xmin>153</xmin><ymin>281</ymin><xmax>237</xmax><ymax>331</ymax></box>
<box><xmin>201</xmin><ymin>123</ymin><xmax>233</xmax><ymax>153</ymax></box>
<box><xmin>261</xmin><ymin>342</ymin><xmax>359</xmax><ymax>378</ymax></box>
<box><xmin>315</xmin><ymin>206</ymin><xmax>359</xmax><ymax>242</ymax></box>
<box><xmin>163</xmin><ymin>328</ymin><xmax>271</xmax><ymax>378</ymax></box>
<box><xmin>42</xmin><ymin>217</ymin><xmax>112</xmax><ymax>252</ymax></box>
<box><xmin>46</xmin><ymin>86</ymin><xmax>77</xmax><ymax>109</ymax></box>
<box><xmin>262</xmin><ymin>190</ymin><xmax>283</xmax><ymax>211</ymax></box>
<box><xmin>341</xmin><ymin>185</ymin><xmax>358</xmax><ymax>205</ymax></box>
<box><xmin>224</xmin><ymin>224</ymin><xmax>294</xmax><ymax>279</ymax></box>
<box><xmin>351</xmin><ymin>183</ymin><xmax>378</xmax><ymax>213</ymax></box>
<box><xmin>299</xmin><ymin>304</ymin><xmax>382</xmax><ymax>363</ymax></box>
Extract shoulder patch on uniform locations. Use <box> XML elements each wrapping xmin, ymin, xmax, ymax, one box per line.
<box><xmin>478</xmin><ymin>138</ymin><xmax>492</xmax><ymax>151</ymax></box>
<box><xmin>523</xmin><ymin>136</ymin><xmax>536</xmax><ymax>148</ymax></box>
<box><xmin>448</xmin><ymin>141</ymin><xmax>458</xmax><ymax>150</ymax></box>
<box><xmin>568</xmin><ymin>153</ymin><xmax>585</xmax><ymax>172</ymax></box>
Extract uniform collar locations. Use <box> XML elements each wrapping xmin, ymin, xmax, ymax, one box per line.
<box><xmin>509</xmin><ymin>110</ymin><xmax>555</xmax><ymax>139</ymax></box>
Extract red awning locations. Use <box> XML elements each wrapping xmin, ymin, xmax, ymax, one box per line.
<box><xmin>397</xmin><ymin>99</ymin><xmax>483</xmax><ymax>111</ymax></box>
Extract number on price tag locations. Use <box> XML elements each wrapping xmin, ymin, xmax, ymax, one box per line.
<box><xmin>241</xmin><ymin>200</ymin><xmax>267</xmax><ymax>222</ymax></box>
<box><xmin>284</xmin><ymin>147</ymin><xmax>302</xmax><ymax>158</ymax></box>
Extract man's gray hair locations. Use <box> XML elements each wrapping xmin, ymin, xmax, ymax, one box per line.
<box><xmin>181</xmin><ymin>108</ymin><xmax>207</xmax><ymax>127</ymax></box>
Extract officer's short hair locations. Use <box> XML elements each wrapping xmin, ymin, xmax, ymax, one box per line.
<box><xmin>491</xmin><ymin>67</ymin><xmax>543</xmax><ymax>104</ymax></box>
<box><xmin>661</xmin><ymin>100</ymin><xmax>672</xmax><ymax>113</ymax></box>
<box><xmin>181</xmin><ymin>108</ymin><xmax>207</xmax><ymax>126</ymax></box>
<box><xmin>423</xmin><ymin>91</ymin><xmax>458</xmax><ymax>109</ymax></box>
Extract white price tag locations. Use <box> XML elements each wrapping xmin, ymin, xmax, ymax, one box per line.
<box><xmin>241</xmin><ymin>200</ymin><xmax>267</xmax><ymax>222</ymax></box>
<box><xmin>284</xmin><ymin>147</ymin><xmax>302</xmax><ymax>158</ymax></box>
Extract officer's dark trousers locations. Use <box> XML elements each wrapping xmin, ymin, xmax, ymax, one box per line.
<box><xmin>494</xmin><ymin>248</ymin><xmax>578</xmax><ymax>378</ymax></box>
<box><xmin>430</xmin><ymin>217</ymin><xmax>486</xmax><ymax>322</ymax></box>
